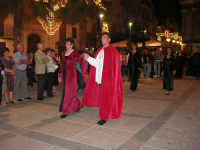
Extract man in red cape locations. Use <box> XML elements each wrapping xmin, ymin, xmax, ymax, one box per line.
<box><xmin>82</xmin><ymin>33</ymin><xmax>123</xmax><ymax>125</ymax></box>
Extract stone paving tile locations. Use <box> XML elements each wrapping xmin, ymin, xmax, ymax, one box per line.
<box><xmin>144</xmin><ymin>128</ymin><xmax>200</xmax><ymax>150</ymax></box>
<box><xmin>0</xmin><ymin>104</ymin><xmax>59</xmax><ymax>128</ymax></box>
<box><xmin>0</xmin><ymin>135</ymin><xmax>53</xmax><ymax>150</ymax></box>
<box><xmin>104</xmin><ymin>116</ymin><xmax>152</xmax><ymax>133</ymax></box>
<box><xmin>33</xmin><ymin>119</ymin><xmax>93</xmax><ymax>139</ymax></box>
<box><xmin>139</xmin><ymin>145</ymin><xmax>165</xmax><ymax>150</ymax></box>
<box><xmin>0</xmin><ymin>129</ymin><xmax>8</xmax><ymax>135</ymax></box>
<box><xmin>70</xmin><ymin>126</ymin><xmax>133</xmax><ymax>149</ymax></box>
<box><xmin>48</xmin><ymin>147</ymin><xmax>70</xmax><ymax>150</ymax></box>
<box><xmin>24</xmin><ymin>131</ymin><xmax>104</xmax><ymax>150</ymax></box>
<box><xmin>123</xmin><ymin>99</ymin><xmax>172</xmax><ymax>117</ymax></box>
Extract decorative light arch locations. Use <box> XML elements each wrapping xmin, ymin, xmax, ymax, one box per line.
<box><xmin>35</xmin><ymin>0</ymin><xmax>105</xmax><ymax>35</ymax></box>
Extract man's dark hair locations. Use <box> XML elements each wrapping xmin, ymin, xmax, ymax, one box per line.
<box><xmin>102</xmin><ymin>32</ymin><xmax>111</xmax><ymax>39</ymax></box>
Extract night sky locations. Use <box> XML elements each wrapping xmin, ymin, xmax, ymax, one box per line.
<box><xmin>152</xmin><ymin>0</ymin><xmax>182</xmax><ymax>27</ymax></box>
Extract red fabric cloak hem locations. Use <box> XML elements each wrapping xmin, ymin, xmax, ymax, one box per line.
<box><xmin>82</xmin><ymin>45</ymin><xmax>123</xmax><ymax>121</ymax></box>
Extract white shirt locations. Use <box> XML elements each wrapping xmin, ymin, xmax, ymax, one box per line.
<box><xmin>87</xmin><ymin>48</ymin><xmax>104</xmax><ymax>84</ymax></box>
<box><xmin>47</xmin><ymin>56</ymin><xmax>58</xmax><ymax>73</ymax></box>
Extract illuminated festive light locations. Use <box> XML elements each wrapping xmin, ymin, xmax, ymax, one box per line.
<box><xmin>172</xmin><ymin>40</ymin><xmax>176</xmax><ymax>43</ymax></box>
<box><xmin>129</xmin><ymin>22</ymin><xmax>133</xmax><ymax>27</ymax></box>
<box><xmin>37</xmin><ymin>10</ymin><xmax>62</xmax><ymax>35</ymax></box>
<box><xmin>35</xmin><ymin>0</ymin><xmax>105</xmax><ymax>35</ymax></box>
<box><xmin>157</xmin><ymin>30</ymin><xmax>183</xmax><ymax>42</ymax></box>
<box><xmin>53</xmin><ymin>4</ymin><xmax>60</xmax><ymax>11</ymax></box>
<box><xmin>166</xmin><ymin>38</ymin><xmax>171</xmax><ymax>42</ymax></box>
<box><xmin>43</xmin><ymin>0</ymin><xmax>48</xmax><ymax>3</ymax></box>
<box><xmin>102</xmin><ymin>21</ymin><xmax>109</xmax><ymax>33</ymax></box>
<box><xmin>177</xmin><ymin>41</ymin><xmax>180</xmax><ymax>44</ymax></box>
<box><xmin>99</xmin><ymin>13</ymin><xmax>104</xmax><ymax>18</ymax></box>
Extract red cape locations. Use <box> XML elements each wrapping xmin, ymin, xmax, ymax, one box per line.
<box><xmin>82</xmin><ymin>45</ymin><xmax>123</xmax><ymax>121</ymax></box>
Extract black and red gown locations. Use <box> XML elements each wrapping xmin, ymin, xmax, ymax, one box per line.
<box><xmin>59</xmin><ymin>50</ymin><xmax>87</xmax><ymax>114</ymax></box>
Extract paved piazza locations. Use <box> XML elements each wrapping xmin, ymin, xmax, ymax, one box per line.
<box><xmin>0</xmin><ymin>77</ymin><xmax>200</xmax><ymax>150</ymax></box>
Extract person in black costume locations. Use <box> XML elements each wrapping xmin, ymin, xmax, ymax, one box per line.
<box><xmin>128</xmin><ymin>43</ymin><xmax>142</xmax><ymax>91</ymax></box>
<box><xmin>189</xmin><ymin>48</ymin><xmax>200</xmax><ymax>79</ymax></box>
<box><xmin>27</xmin><ymin>52</ymin><xmax>36</xmax><ymax>87</ymax></box>
<box><xmin>163</xmin><ymin>47</ymin><xmax>175</xmax><ymax>95</ymax></box>
<box><xmin>175</xmin><ymin>50</ymin><xmax>185</xmax><ymax>79</ymax></box>
<box><xmin>0</xmin><ymin>57</ymin><xmax>4</xmax><ymax>105</ymax></box>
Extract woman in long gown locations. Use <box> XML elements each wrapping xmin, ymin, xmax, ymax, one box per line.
<box><xmin>128</xmin><ymin>43</ymin><xmax>142</xmax><ymax>91</ymax></box>
<box><xmin>163</xmin><ymin>47</ymin><xmax>175</xmax><ymax>95</ymax></box>
<box><xmin>59</xmin><ymin>38</ymin><xmax>87</xmax><ymax>118</ymax></box>
<box><xmin>175</xmin><ymin>50</ymin><xmax>185</xmax><ymax>79</ymax></box>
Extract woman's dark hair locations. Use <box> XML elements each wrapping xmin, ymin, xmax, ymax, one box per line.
<box><xmin>1</xmin><ymin>47</ymin><xmax>9</xmax><ymax>56</ymax></box>
<box><xmin>65</xmin><ymin>38</ymin><xmax>75</xmax><ymax>49</ymax></box>
<box><xmin>166</xmin><ymin>47</ymin><xmax>174</xmax><ymax>57</ymax></box>
<box><xmin>44</xmin><ymin>48</ymin><xmax>51</xmax><ymax>55</ymax></box>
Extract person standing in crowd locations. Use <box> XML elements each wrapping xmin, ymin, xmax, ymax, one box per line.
<box><xmin>150</xmin><ymin>50</ymin><xmax>155</xmax><ymax>78</ymax></box>
<box><xmin>175</xmin><ymin>50</ymin><xmax>185</xmax><ymax>79</ymax></box>
<box><xmin>163</xmin><ymin>47</ymin><xmax>175</xmax><ymax>95</ymax></box>
<box><xmin>82</xmin><ymin>33</ymin><xmax>123</xmax><ymax>125</ymax></box>
<box><xmin>51</xmin><ymin>50</ymin><xmax>59</xmax><ymax>95</ymax></box>
<box><xmin>14</xmin><ymin>43</ymin><xmax>32</xmax><ymax>101</ymax></box>
<box><xmin>35</xmin><ymin>42</ymin><xmax>49</xmax><ymax>100</ymax></box>
<box><xmin>128</xmin><ymin>43</ymin><xmax>142</xmax><ymax>91</ymax></box>
<box><xmin>1</xmin><ymin>48</ymin><xmax>15</xmax><ymax>104</ymax></box>
<box><xmin>0</xmin><ymin>57</ymin><xmax>4</xmax><ymax>105</ymax></box>
<box><xmin>189</xmin><ymin>48</ymin><xmax>200</xmax><ymax>79</ymax></box>
<box><xmin>143</xmin><ymin>49</ymin><xmax>151</xmax><ymax>79</ymax></box>
<box><xmin>59</xmin><ymin>38</ymin><xmax>87</xmax><ymax>119</ymax></box>
<box><xmin>27</xmin><ymin>52</ymin><xmax>36</xmax><ymax>87</ymax></box>
<box><xmin>154</xmin><ymin>48</ymin><xmax>162</xmax><ymax>78</ymax></box>
<box><xmin>46</xmin><ymin>49</ymin><xmax>58</xmax><ymax>97</ymax></box>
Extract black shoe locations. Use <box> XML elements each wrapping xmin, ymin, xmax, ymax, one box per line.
<box><xmin>25</xmin><ymin>97</ymin><xmax>32</xmax><ymax>100</ymax></box>
<box><xmin>38</xmin><ymin>98</ymin><xmax>44</xmax><ymax>101</ymax></box>
<box><xmin>130</xmin><ymin>88</ymin><xmax>136</xmax><ymax>92</ymax></box>
<box><xmin>97</xmin><ymin>120</ymin><xmax>107</xmax><ymax>126</ymax></box>
<box><xmin>60</xmin><ymin>114</ymin><xmax>68</xmax><ymax>119</ymax></box>
<box><xmin>17</xmin><ymin>99</ymin><xmax>23</xmax><ymax>101</ymax></box>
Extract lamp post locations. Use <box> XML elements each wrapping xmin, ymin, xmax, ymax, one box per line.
<box><xmin>129</xmin><ymin>22</ymin><xmax>133</xmax><ymax>42</ymax></box>
<box><xmin>142</xmin><ymin>29</ymin><xmax>147</xmax><ymax>49</ymax></box>
<box><xmin>99</xmin><ymin>13</ymin><xmax>104</xmax><ymax>35</ymax></box>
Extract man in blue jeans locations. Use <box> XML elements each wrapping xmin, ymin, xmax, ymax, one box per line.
<box><xmin>14</xmin><ymin>43</ymin><xmax>32</xmax><ymax>101</ymax></box>
<box><xmin>154</xmin><ymin>48</ymin><xmax>163</xmax><ymax>78</ymax></box>
<box><xmin>143</xmin><ymin>49</ymin><xmax>151</xmax><ymax>78</ymax></box>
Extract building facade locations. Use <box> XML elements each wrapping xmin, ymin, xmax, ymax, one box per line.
<box><xmin>180</xmin><ymin>0</ymin><xmax>200</xmax><ymax>52</ymax></box>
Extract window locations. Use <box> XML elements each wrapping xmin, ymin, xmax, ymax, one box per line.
<box><xmin>72</xmin><ymin>27</ymin><xmax>77</xmax><ymax>39</ymax></box>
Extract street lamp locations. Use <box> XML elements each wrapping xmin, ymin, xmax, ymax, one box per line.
<box><xmin>129</xmin><ymin>22</ymin><xmax>133</xmax><ymax>41</ymax></box>
<box><xmin>99</xmin><ymin>13</ymin><xmax>104</xmax><ymax>35</ymax></box>
<box><xmin>142</xmin><ymin>29</ymin><xmax>147</xmax><ymax>49</ymax></box>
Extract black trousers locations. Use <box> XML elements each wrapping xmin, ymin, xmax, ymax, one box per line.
<box><xmin>46</xmin><ymin>73</ymin><xmax>54</xmax><ymax>96</ymax></box>
<box><xmin>130</xmin><ymin>70</ymin><xmax>140</xmax><ymax>91</ymax></box>
<box><xmin>37</xmin><ymin>74</ymin><xmax>46</xmax><ymax>99</ymax></box>
<box><xmin>0</xmin><ymin>78</ymin><xmax>2</xmax><ymax>104</ymax></box>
